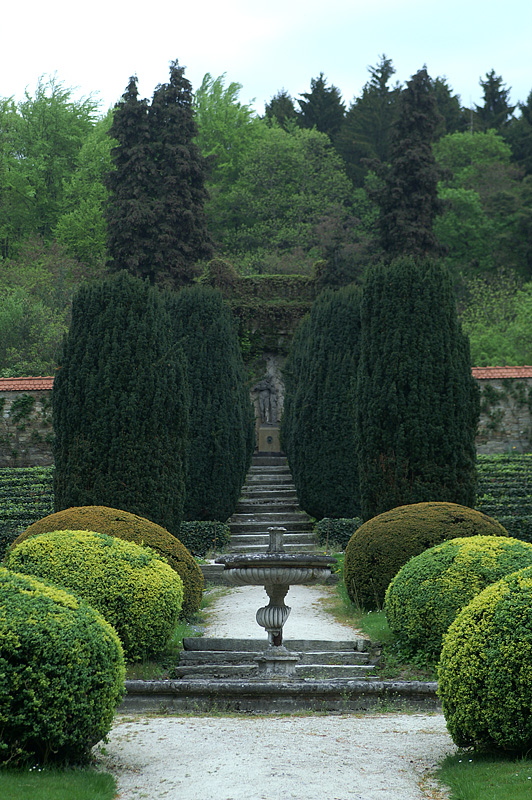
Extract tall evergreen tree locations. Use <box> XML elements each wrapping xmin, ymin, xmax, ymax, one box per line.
<box><xmin>104</xmin><ymin>77</ymin><xmax>155</xmax><ymax>281</ymax></box>
<box><xmin>166</xmin><ymin>285</ymin><xmax>254</xmax><ymax>521</ymax></box>
<box><xmin>53</xmin><ymin>271</ymin><xmax>189</xmax><ymax>536</ymax></box>
<box><xmin>281</xmin><ymin>285</ymin><xmax>362</xmax><ymax>519</ymax></box>
<box><xmin>373</xmin><ymin>68</ymin><xmax>444</xmax><ymax>259</ymax></box>
<box><xmin>105</xmin><ymin>61</ymin><xmax>212</xmax><ymax>287</ymax></box>
<box><xmin>297</xmin><ymin>73</ymin><xmax>346</xmax><ymax>142</ymax></box>
<box><xmin>355</xmin><ymin>257</ymin><xmax>479</xmax><ymax>520</ymax></box>
<box><xmin>336</xmin><ymin>55</ymin><xmax>400</xmax><ymax>186</ymax></box>
<box><xmin>475</xmin><ymin>69</ymin><xmax>515</xmax><ymax>131</ymax></box>
<box><xmin>265</xmin><ymin>89</ymin><xmax>298</xmax><ymax>130</ymax></box>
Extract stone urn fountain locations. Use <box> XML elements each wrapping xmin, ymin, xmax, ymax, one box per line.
<box><xmin>216</xmin><ymin>527</ymin><xmax>337</xmax><ymax>676</ymax></box>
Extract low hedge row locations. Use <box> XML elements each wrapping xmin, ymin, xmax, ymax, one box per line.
<box><xmin>314</xmin><ymin>518</ymin><xmax>363</xmax><ymax>550</ymax></box>
<box><xmin>179</xmin><ymin>521</ymin><xmax>231</xmax><ymax>557</ymax></box>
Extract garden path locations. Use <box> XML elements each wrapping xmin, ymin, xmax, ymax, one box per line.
<box><xmin>97</xmin><ymin>584</ymin><xmax>455</xmax><ymax>800</ymax></box>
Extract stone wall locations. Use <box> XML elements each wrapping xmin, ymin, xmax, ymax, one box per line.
<box><xmin>3</xmin><ymin>371</ymin><xmax>532</xmax><ymax>466</ymax></box>
<box><xmin>475</xmin><ymin>376</ymin><xmax>532</xmax><ymax>455</ymax></box>
<box><xmin>0</xmin><ymin>382</ymin><xmax>54</xmax><ymax>467</ymax></box>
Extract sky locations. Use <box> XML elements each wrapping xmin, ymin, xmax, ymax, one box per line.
<box><xmin>2</xmin><ymin>0</ymin><xmax>531</xmax><ymax>115</ymax></box>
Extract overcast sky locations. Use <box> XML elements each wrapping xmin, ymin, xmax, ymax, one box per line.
<box><xmin>3</xmin><ymin>0</ymin><xmax>531</xmax><ymax>115</ymax></box>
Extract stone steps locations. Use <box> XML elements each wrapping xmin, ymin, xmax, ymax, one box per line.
<box><xmin>174</xmin><ymin>637</ymin><xmax>378</xmax><ymax>680</ymax></box>
<box><xmin>227</xmin><ymin>453</ymin><xmax>317</xmax><ymax>555</ymax></box>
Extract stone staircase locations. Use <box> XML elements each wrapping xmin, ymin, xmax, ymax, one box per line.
<box><xmin>175</xmin><ymin>637</ymin><xmax>377</xmax><ymax>680</ymax></box>
<box><xmin>227</xmin><ymin>453</ymin><xmax>316</xmax><ymax>554</ymax></box>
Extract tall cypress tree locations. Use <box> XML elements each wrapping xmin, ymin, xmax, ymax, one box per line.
<box><xmin>53</xmin><ymin>271</ymin><xmax>189</xmax><ymax>535</ymax></box>
<box><xmin>374</xmin><ymin>68</ymin><xmax>443</xmax><ymax>259</ymax></box>
<box><xmin>281</xmin><ymin>285</ymin><xmax>362</xmax><ymax>519</ymax></box>
<box><xmin>105</xmin><ymin>61</ymin><xmax>212</xmax><ymax>287</ymax></box>
<box><xmin>166</xmin><ymin>285</ymin><xmax>254</xmax><ymax>521</ymax></box>
<box><xmin>355</xmin><ymin>256</ymin><xmax>479</xmax><ymax>520</ymax></box>
<box><xmin>105</xmin><ymin>77</ymin><xmax>155</xmax><ymax>281</ymax></box>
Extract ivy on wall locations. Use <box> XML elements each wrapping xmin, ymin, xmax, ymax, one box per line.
<box><xmin>478</xmin><ymin>379</ymin><xmax>532</xmax><ymax>450</ymax></box>
<box><xmin>0</xmin><ymin>393</ymin><xmax>53</xmax><ymax>466</ymax></box>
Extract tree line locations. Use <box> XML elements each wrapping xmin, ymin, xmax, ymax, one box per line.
<box><xmin>1</xmin><ymin>56</ymin><xmax>532</xmax><ymax>376</ymax></box>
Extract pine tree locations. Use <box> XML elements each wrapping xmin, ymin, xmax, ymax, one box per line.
<box><xmin>374</xmin><ymin>68</ymin><xmax>444</xmax><ymax>259</ymax></box>
<box><xmin>148</xmin><ymin>61</ymin><xmax>213</xmax><ymax>285</ymax></box>
<box><xmin>265</xmin><ymin>89</ymin><xmax>298</xmax><ymax>130</ymax></box>
<box><xmin>53</xmin><ymin>271</ymin><xmax>189</xmax><ymax>535</ymax></box>
<box><xmin>297</xmin><ymin>73</ymin><xmax>346</xmax><ymax>142</ymax></box>
<box><xmin>475</xmin><ymin>69</ymin><xmax>515</xmax><ymax>131</ymax></box>
<box><xmin>281</xmin><ymin>285</ymin><xmax>362</xmax><ymax>519</ymax></box>
<box><xmin>166</xmin><ymin>285</ymin><xmax>255</xmax><ymax>521</ymax></box>
<box><xmin>105</xmin><ymin>61</ymin><xmax>212</xmax><ymax>287</ymax></box>
<box><xmin>104</xmin><ymin>77</ymin><xmax>155</xmax><ymax>281</ymax></box>
<box><xmin>355</xmin><ymin>257</ymin><xmax>479</xmax><ymax>520</ymax></box>
<box><xmin>336</xmin><ymin>55</ymin><xmax>400</xmax><ymax>186</ymax></box>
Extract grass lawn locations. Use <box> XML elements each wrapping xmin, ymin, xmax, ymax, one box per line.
<box><xmin>437</xmin><ymin>752</ymin><xmax>532</xmax><ymax>799</ymax></box>
<box><xmin>0</xmin><ymin>767</ymin><xmax>116</xmax><ymax>800</ymax></box>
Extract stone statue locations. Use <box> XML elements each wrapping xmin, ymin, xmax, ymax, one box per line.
<box><xmin>253</xmin><ymin>376</ymin><xmax>278</xmax><ymax>425</ymax></box>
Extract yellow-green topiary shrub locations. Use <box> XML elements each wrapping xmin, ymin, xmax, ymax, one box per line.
<box><xmin>438</xmin><ymin>565</ymin><xmax>532</xmax><ymax>752</ymax></box>
<box><xmin>343</xmin><ymin>502</ymin><xmax>508</xmax><ymax>610</ymax></box>
<box><xmin>385</xmin><ymin>535</ymin><xmax>532</xmax><ymax>657</ymax></box>
<box><xmin>5</xmin><ymin>530</ymin><xmax>184</xmax><ymax>661</ymax></box>
<box><xmin>9</xmin><ymin>506</ymin><xmax>203</xmax><ymax>618</ymax></box>
<box><xmin>0</xmin><ymin>567</ymin><xmax>125</xmax><ymax>766</ymax></box>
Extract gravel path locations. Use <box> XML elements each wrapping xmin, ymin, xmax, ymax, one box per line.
<box><xmin>98</xmin><ymin>713</ymin><xmax>454</xmax><ymax>800</ymax></box>
<box><xmin>96</xmin><ymin>584</ymin><xmax>456</xmax><ymax>799</ymax></box>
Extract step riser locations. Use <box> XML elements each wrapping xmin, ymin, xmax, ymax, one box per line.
<box><xmin>183</xmin><ymin>638</ymin><xmax>370</xmax><ymax>652</ymax></box>
<box><xmin>179</xmin><ymin>652</ymin><xmax>372</xmax><ymax>666</ymax></box>
<box><xmin>236</xmin><ymin>503</ymin><xmax>301</xmax><ymax>513</ymax></box>
<box><xmin>230</xmin><ymin>523</ymin><xmax>314</xmax><ymax>534</ymax></box>
<box><xmin>228</xmin><ymin>534</ymin><xmax>317</xmax><ymax>545</ymax></box>
<box><xmin>174</xmin><ymin>665</ymin><xmax>376</xmax><ymax>679</ymax></box>
<box><xmin>230</xmin><ymin>513</ymin><xmax>311</xmax><ymax>524</ymax></box>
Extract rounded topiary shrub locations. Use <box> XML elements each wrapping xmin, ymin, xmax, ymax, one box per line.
<box><xmin>385</xmin><ymin>535</ymin><xmax>532</xmax><ymax>657</ymax></box>
<box><xmin>0</xmin><ymin>567</ymin><xmax>124</xmax><ymax>767</ymax></box>
<box><xmin>10</xmin><ymin>506</ymin><xmax>203</xmax><ymax>618</ymax></box>
<box><xmin>5</xmin><ymin>530</ymin><xmax>184</xmax><ymax>661</ymax></box>
<box><xmin>438</xmin><ymin>565</ymin><xmax>532</xmax><ymax>752</ymax></box>
<box><xmin>343</xmin><ymin>502</ymin><xmax>508</xmax><ymax>610</ymax></box>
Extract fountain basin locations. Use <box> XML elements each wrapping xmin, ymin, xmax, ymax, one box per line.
<box><xmin>216</xmin><ymin>553</ymin><xmax>336</xmax><ymax>587</ymax></box>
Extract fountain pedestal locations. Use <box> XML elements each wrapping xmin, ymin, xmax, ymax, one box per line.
<box><xmin>216</xmin><ymin>528</ymin><xmax>336</xmax><ymax>677</ymax></box>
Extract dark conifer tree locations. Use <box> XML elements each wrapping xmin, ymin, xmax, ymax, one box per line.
<box><xmin>105</xmin><ymin>61</ymin><xmax>212</xmax><ymax>287</ymax></box>
<box><xmin>148</xmin><ymin>61</ymin><xmax>213</xmax><ymax>286</ymax></box>
<box><xmin>475</xmin><ymin>69</ymin><xmax>515</xmax><ymax>131</ymax></box>
<box><xmin>53</xmin><ymin>271</ymin><xmax>189</xmax><ymax>536</ymax></box>
<box><xmin>336</xmin><ymin>55</ymin><xmax>400</xmax><ymax>186</ymax></box>
<box><xmin>166</xmin><ymin>285</ymin><xmax>254</xmax><ymax>521</ymax></box>
<box><xmin>281</xmin><ymin>285</ymin><xmax>362</xmax><ymax>519</ymax></box>
<box><xmin>265</xmin><ymin>89</ymin><xmax>298</xmax><ymax>129</ymax></box>
<box><xmin>297</xmin><ymin>73</ymin><xmax>346</xmax><ymax>142</ymax></box>
<box><xmin>355</xmin><ymin>257</ymin><xmax>479</xmax><ymax>520</ymax></box>
<box><xmin>105</xmin><ymin>77</ymin><xmax>155</xmax><ymax>281</ymax></box>
<box><xmin>373</xmin><ymin>68</ymin><xmax>444</xmax><ymax>259</ymax></box>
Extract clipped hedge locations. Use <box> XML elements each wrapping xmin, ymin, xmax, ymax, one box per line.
<box><xmin>385</xmin><ymin>535</ymin><xmax>532</xmax><ymax>657</ymax></box>
<box><xmin>343</xmin><ymin>502</ymin><xmax>508</xmax><ymax>610</ymax></box>
<box><xmin>0</xmin><ymin>567</ymin><xmax>124</xmax><ymax>766</ymax></box>
<box><xmin>314</xmin><ymin>518</ymin><xmax>363</xmax><ymax>550</ymax></box>
<box><xmin>5</xmin><ymin>530</ymin><xmax>184</xmax><ymax>661</ymax></box>
<box><xmin>0</xmin><ymin>466</ymin><xmax>54</xmax><ymax>558</ymax></box>
<box><xmin>10</xmin><ymin>506</ymin><xmax>203</xmax><ymax>618</ymax></box>
<box><xmin>178</xmin><ymin>521</ymin><xmax>231</xmax><ymax>557</ymax></box>
<box><xmin>438</xmin><ymin>565</ymin><xmax>532</xmax><ymax>752</ymax></box>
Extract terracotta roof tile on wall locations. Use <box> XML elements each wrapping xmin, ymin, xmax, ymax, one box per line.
<box><xmin>471</xmin><ymin>366</ymin><xmax>532</xmax><ymax>380</ymax></box>
<box><xmin>0</xmin><ymin>376</ymin><xmax>55</xmax><ymax>391</ymax></box>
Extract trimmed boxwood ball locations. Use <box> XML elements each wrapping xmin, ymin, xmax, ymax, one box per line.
<box><xmin>343</xmin><ymin>502</ymin><xmax>508</xmax><ymax>610</ymax></box>
<box><xmin>438</xmin><ymin>565</ymin><xmax>532</xmax><ymax>752</ymax></box>
<box><xmin>385</xmin><ymin>535</ymin><xmax>532</xmax><ymax>657</ymax></box>
<box><xmin>10</xmin><ymin>506</ymin><xmax>203</xmax><ymax>618</ymax></box>
<box><xmin>0</xmin><ymin>567</ymin><xmax>125</xmax><ymax>767</ymax></box>
<box><xmin>5</xmin><ymin>530</ymin><xmax>184</xmax><ymax>661</ymax></box>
